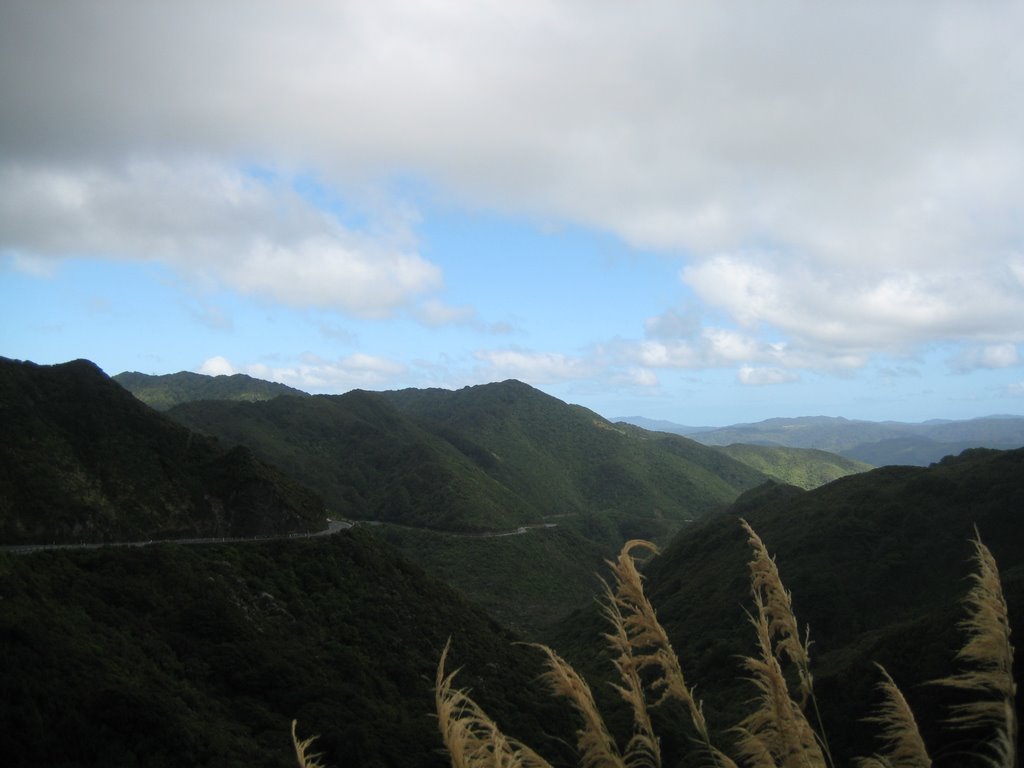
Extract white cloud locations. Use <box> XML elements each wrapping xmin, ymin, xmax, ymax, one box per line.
<box><xmin>204</xmin><ymin>353</ymin><xmax>407</xmax><ymax>392</ymax></box>
<box><xmin>737</xmin><ymin>366</ymin><xmax>800</xmax><ymax>387</ymax></box>
<box><xmin>198</xmin><ymin>355</ymin><xmax>235</xmax><ymax>376</ymax></box>
<box><xmin>473</xmin><ymin>348</ymin><xmax>593</xmax><ymax>384</ymax></box>
<box><xmin>626</xmin><ymin>368</ymin><xmax>659</xmax><ymax>388</ymax></box>
<box><xmin>952</xmin><ymin>344</ymin><xmax>1022</xmax><ymax>372</ymax></box>
<box><xmin>0</xmin><ymin>160</ymin><xmax>442</xmax><ymax>317</ymax></box>
<box><xmin>3</xmin><ymin>1</ymin><xmax>1024</xmax><ymax>368</ymax></box>
<box><xmin>630</xmin><ymin>327</ymin><xmax>776</xmax><ymax>370</ymax></box>
<box><xmin>683</xmin><ymin>253</ymin><xmax>1024</xmax><ymax>357</ymax></box>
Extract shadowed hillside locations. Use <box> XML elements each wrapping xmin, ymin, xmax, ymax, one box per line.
<box><xmin>0</xmin><ymin>529</ymin><xmax>576</xmax><ymax>768</ymax></box>
<box><xmin>548</xmin><ymin>447</ymin><xmax>1024</xmax><ymax>765</ymax></box>
<box><xmin>0</xmin><ymin>357</ymin><xmax>325</xmax><ymax>544</ymax></box>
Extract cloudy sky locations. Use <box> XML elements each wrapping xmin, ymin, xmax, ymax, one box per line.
<box><xmin>2</xmin><ymin>1</ymin><xmax>1023</xmax><ymax>425</ymax></box>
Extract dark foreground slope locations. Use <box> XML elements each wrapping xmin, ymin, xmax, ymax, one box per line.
<box><xmin>0</xmin><ymin>529</ymin><xmax>576</xmax><ymax>768</ymax></box>
<box><xmin>0</xmin><ymin>358</ymin><xmax>324</xmax><ymax>544</ymax></box>
<box><xmin>114</xmin><ymin>370</ymin><xmax>310</xmax><ymax>411</ymax></box>
<box><xmin>551</xmin><ymin>447</ymin><xmax>1024</xmax><ymax>765</ymax></box>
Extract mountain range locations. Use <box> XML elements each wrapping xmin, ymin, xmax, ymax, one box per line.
<box><xmin>2</xmin><ymin>358</ymin><xmax>1022</xmax><ymax>766</ymax></box>
<box><xmin>615</xmin><ymin>413</ymin><xmax>1024</xmax><ymax>466</ymax></box>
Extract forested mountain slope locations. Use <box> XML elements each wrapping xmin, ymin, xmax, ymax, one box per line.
<box><xmin>382</xmin><ymin>381</ymin><xmax>768</xmax><ymax>533</ymax></box>
<box><xmin>0</xmin><ymin>357</ymin><xmax>324</xmax><ymax>544</ymax></box>
<box><xmin>169</xmin><ymin>390</ymin><xmax>537</xmax><ymax>532</ymax></box>
<box><xmin>0</xmin><ymin>529</ymin><xmax>576</xmax><ymax>767</ymax></box>
<box><xmin>169</xmin><ymin>380</ymin><xmax>770</xmax><ymax>537</ymax></box>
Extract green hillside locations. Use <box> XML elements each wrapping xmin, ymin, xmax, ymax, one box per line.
<box><xmin>0</xmin><ymin>529</ymin><xmax>576</xmax><ymax>768</ymax></box>
<box><xmin>168</xmin><ymin>391</ymin><xmax>536</xmax><ymax>532</ymax></box>
<box><xmin>114</xmin><ymin>370</ymin><xmax>310</xmax><ymax>410</ymax></box>
<box><xmin>168</xmin><ymin>380</ymin><xmax>769</xmax><ymax>539</ymax></box>
<box><xmin>167</xmin><ymin>379</ymin><xmax>772</xmax><ymax>638</ymax></box>
<box><xmin>0</xmin><ymin>358</ymin><xmax>325</xmax><ymax>544</ymax></box>
<box><xmin>715</xmin><ymin>442</ymin><xmax>872</xmax><ymax>489</ymax></box>
<box><xmin>548</xmin><ymin>447</ymin><xmax>1024</xmax><ymax>764</ymax></box>
<box><xmin>382</xmin><ymin>381</ymin><xmax>768</xmax><ymax>536</ymax></box>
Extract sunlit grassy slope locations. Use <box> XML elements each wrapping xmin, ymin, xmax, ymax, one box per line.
<box><xmin>714</xmin><ymin>442</ymin><xmax>873</xmax><ymax>488</ymax></box>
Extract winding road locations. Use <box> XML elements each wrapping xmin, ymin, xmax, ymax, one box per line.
<box><xmin>0</xmin><ymin>518</ymin><xmax>354</xmax><ymax>555</ymax></box>
<box><xmin>0</xmin><ymin>518</ymin><xmax>561</xmax><ymax>555</ymax></box>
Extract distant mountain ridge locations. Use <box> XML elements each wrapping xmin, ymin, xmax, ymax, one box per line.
<box><xmin>115</xmin><ymin>369</ymin><xmax>1024</xmax><ymax>468</ymax></box>
<box><xmin>114</xmin><ymin>370</ymin><xmax>309</xmax><ymax>410</ymax></box>
<box><xmin>614</xmin><ymin>413</ymin><xmax>1024</xmax><ymax>466</ymax></box>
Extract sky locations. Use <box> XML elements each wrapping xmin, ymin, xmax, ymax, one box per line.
<box><xmin>2</xmin><ymin>1</ymin><xmax>1024</xmax><ymax>426</ymax></box>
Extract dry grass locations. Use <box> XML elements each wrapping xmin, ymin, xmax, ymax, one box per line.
<box><xmin>291</xmin><ymin>719</ymin><xmax>327</xmax><ymax>768</ymax></box>
<box><xmin>739</xmin><ymin>520</ymin><xmax>814</xmax><ymax>709</ymax></box>
<box><xmin>530</xmin><ymin>643</ymin><xmax>626</xmax><ymax>768</ymax></box>
<box><xmin>931</xmin><ymin>532</ymin><xmax>1017</xmax><ymax>768</ymax></box>
<box><xmin>429</xmin><ymin>522</ymin><xmax>1017</xmax><ymax>768</ymax></box>
<box><xmin>855</xmin><ymin>665</ymin><xmax>932</xmax><ymax>768</ymax></box>
<box><xmin>292</xmin><ymin>519</ymin><xmax>1018</xmax><ymax>767</ymax></box>
<box><xmin>435</xmin><ymin>639</ymin><xmax>555</xmax><ymax>768</ymax></box>
<box><xmin>733</xmin><ymin>589</ymin><xmax>827</xmax><ymax>768</ymax></box>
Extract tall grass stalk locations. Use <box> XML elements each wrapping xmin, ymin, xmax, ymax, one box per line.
<box><xmin>734</xmin><ymin>590</ymin><xmax>827</xmax><ymax>768</ymax></box>
<box><xmin>932</xmin><ymin>532</ymin><xmax>1017</xmax><ymax>768</ymax></box>
<box><xmin>291</xmin><ymin>720</ymin><xmax>327</xmax><ymax>768</ymax></box>
<box><xmin>529</xmin><ymin>643</ymin><xmax>626</xmax><ymax>768</ymax></box>
<box><xmin>602</xmin><ymin>540</ymin><xmax>737</xmax><ymax>768</ymax></box>
<box><xmin>855</xmin><ymin>665</ymin><xmax>932</xmax><ymax>768</ymax></box>
<box><xmin>421</xmin><ymin>522</ymin><xmax>1017</xmax><ymax>768</ymax></box>
<box><xmin>435</xmin><ymin>639</ymin><xmax>555</xmax><ymax>768</ymax></box>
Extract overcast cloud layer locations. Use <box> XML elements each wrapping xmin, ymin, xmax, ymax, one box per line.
<box><xmin>2</xmin><ymin>1</ymin><xmax>1023</xmax><ymax>408</ymax></box>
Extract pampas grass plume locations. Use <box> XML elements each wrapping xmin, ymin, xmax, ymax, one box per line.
<box><xmin>855</xmin><ymin>665</ymin><xmax>932</xmax><ymax>768</ymax></box>
<box><xmin>291</xmin><ymin>720</ymin><xmax>327</xmax><ymax>768</ymax></box>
